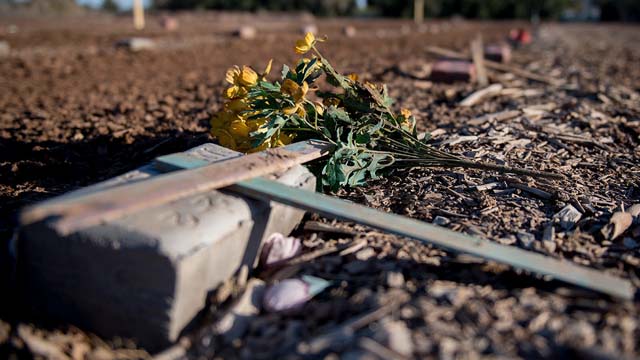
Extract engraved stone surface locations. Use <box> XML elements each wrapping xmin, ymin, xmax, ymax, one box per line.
<box><xmin>17</xmin><ymin>143</ymin><xmax>315</xmax><ymax>352</ymax></box>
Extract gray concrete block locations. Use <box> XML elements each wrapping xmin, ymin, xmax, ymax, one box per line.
<box><xmin>17</xmin><ymin>143</ymin><xmax>315</xmax><ymax>352</ymax></box>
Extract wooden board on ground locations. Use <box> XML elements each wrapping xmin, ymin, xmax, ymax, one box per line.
<box><xmin>19</xmin><ymin>140</ymin><xmax>333</xmax><ymax>235</ymax></box>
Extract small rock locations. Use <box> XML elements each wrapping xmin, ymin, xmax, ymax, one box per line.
<box><xmin>234</xmin><ymin>25</ymin><xmax>256</xmax><ymax>39</ymax></box>
<box><xmin>160</xmin><ymin>16</ymin><xmax>178</xmax><ymax>31</ymax></box>
<box><xmin>115</xmin><ymin>37</ymin><xmax>155</xmax><ymax>52</ymax></box>
<box><xmin>382</xmin><ymin>321</ymin><xmax>414</xmax><ymax>357</ymax></box>
<box><xmin>386</xmin><ymin>271</ymin><xmax>405</xmax><ymax>288</ymax></box>
<box><xmin>601</xmin><ymin>211</ymin><xmax>633</xmax><ymax>240</ymax></box>
<box><xmin>0</xmin><ymin>41</ymin><xmax>9</xmax><ymax>57</ymax></box>
<box><xmin>433</xmin><ymin>216</ymin><xmax>450</xmax><ymax>226</ymax></box>
<box><xmin>213</xmin><ymin>279</ymin><xmax>265</xmax><ymax>342</ymax></box>
<box><xmin>343</xmin><ymin>25</ymin><xmax>356</xmax><ymax>37</ymax></box>
<box><xmin>301</xmin><ymin>24</ymin><xmax>318</xmax><ymax>35</ymax></box>
<box><xmin>355</xmin><ymin>247</ymin><xmax>376</xmax><ymax>261</ymax></box>
<box><xmin>517</xmin><ymin>231</ymin><xmax>536</xmax><ymax>248</ymax></box>
<box><xmin>543</xmin><ymin>240</ymin><xmax>557</xmax><ymax>253</ymax></box>
<box><xmin>555</xmin><ymin>204</ymin><xmax>582</xmax><ymax>230</ymax></box>
<box><xmin>623</xmin><ymin>237</ymin><xmax>638</xmax><ymax>249</ymax></box>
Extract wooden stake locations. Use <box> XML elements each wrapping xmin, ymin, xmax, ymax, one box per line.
<box><xmin>470</xmin><ymin>35</ymin><xmax>488</xmax><ymax>86</ymax></box>
<box><xmin>414</xmin><ymin>0</ymin><xmax>424</xmax><ymax>23</ymax></box>
<box><xmin>133</xmin><ymin>0</ymin><xmax>145</xmax><ymax>30</ymax></box>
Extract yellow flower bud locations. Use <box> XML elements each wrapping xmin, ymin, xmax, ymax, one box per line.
<box><xmin>294</xmin><ymin>32</ymin><xmax>315</xmax><ymax>54</ymax></box>
<box><xmin>239</xmin><ymin>66</ymin><xmax>258</xmax><ymax>87</ymax></box>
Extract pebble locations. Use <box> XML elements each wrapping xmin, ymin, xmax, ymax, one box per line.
<box><xmin>386</xmin><ymin>271</ymin><xmax>405</xmax><ymax>288</ymax></box>
<box><xmin>355</xmin><ymin>247</ymin><xmax>376</xmax><ymax>261</ymax></box>
<box><xmin>301</xmin><ymin>24</ymin><xmax>318</xmax><ymax>35</ymax></box>
<box><xmin>382</xmin><ymin>321</ymin><xmax>414</xmax><ymax>356</ymax></box>
<box><xmin>235</xmin><ymin>25</ymin><xmax>256</xmax><ymax>39</ymax></box>
<box><xmin>342</xmin><ymin>26</ymin><xmax>356</xmax><ymax>37</ymax></box>
<box><xmin>433</xmin><ymin>216</ymin><xmax>450</xmax><ymax>226</ymax></box>
<box><xmin>555</xmin><ymin>204</ymin><xmax>582</xmax><ymax>230</ymax></box>
<box><xmin>0</xmin><ymin>41</ymin><xmax>9</xmax><ymax>57</ymax></box>
<box><xmin>160</xmin><ymin>16</ymin><xmax>178</xmax><ymax>31</ymax></box>
<box><xmin>517</xmin><ymin>231</ymin><xmax>536</xmax><ymax>248</ymax></box>
<box><xmin>543</xmin><ymin>240</ymin><xmax>557</xmax><ymax>253</ymax></box>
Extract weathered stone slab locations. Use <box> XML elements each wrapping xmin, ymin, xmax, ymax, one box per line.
<box><xmin>17</xmin><ymin>143</ymin><xmax>315</xmax><ymax>352</ymax></box>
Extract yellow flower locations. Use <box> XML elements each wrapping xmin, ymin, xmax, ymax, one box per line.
<box><xmin>347</xmin><ymin>73</ymin><xmax>359</xmax><ymax>82</ymax></box>
<box><xmin>225</xmin><ymin>66</ymin><xmax>241</xmax><ymax>85</ymax></box>
<box><xmin>295</xmin><ymin>32</ymin><xmax>315</xmax><ymax>54</ymax></box>
<box><xmin>281</xmin><ymin>79</ymin><xmax>308</xmax><ymax>103</ymax></box>
<box><xmin>211</xmin><ymin>128</ymin><xmax>237</xmax><ymax>150</ymax></box>
<box><xmin>277</xmin><ymin>132</ymin><xmax>295</xmax><ymax>146</ymax></box>
<box><xmin>314</xmin><ymin>101</ymin><xmax>324</xmax><ymax>115</ymax></box>
<box><xmin>247</xmin><ymin>118</ymin><xmax>268</xmax><ymax>131</ymax></box>
<box><xmin>228</xmin><ymin>119</ymin><xmax>250</xmax><ymax>138</ymax></box>
<box><xmin>224</xmin><ymin>85</ymin><xmax>247</xmax><ymax>100</ymax></box>
<box><xmin>226</xmin><ymin>65</ymin><xmax>258</xmax><ymax>87</ymax></box>
<box><xmin>400</xmin><ymin>108</ymin><xmax>415</xmax><ymax>131</ymax></box>
<box><xmin>225</xmin><ymin>98</ymin><xmax>249</xmax><ymax>112</ymax></box>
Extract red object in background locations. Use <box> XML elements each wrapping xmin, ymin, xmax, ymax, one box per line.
<box><xmin>430</xmin><ymin>60</ymin><xmax>476</xmax><ymax>83</ymax></box>
<box><xmin>509</xmin><ymin>28</ymin><xmax>531</xmax><ymax>45</ymax></box>
<box><xmin>484</xmin><ymin>43</ymin><xmax>512</xmax><ymax>63</ymax></box>
<box><xmin>160</xmin><ymin>16</ymin><xmax>178</xmax><ymax>31</ymax></box>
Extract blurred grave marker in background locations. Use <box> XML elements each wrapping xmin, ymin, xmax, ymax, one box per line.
<box><xmin>414</xmin><ymin>0</ymin><xmax>424</xmax><ymax>23</ymax></box>
<box><xmin>430</xmin><ymin>60</ymin><xmax>476</xmax><ymax>83</ymax></box>
<box><xmin>470</xmin><ymin>35</ymin><xmax>488</xmax><ymax>86</ymax></box>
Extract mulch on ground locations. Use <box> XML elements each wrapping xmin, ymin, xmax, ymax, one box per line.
<box><xmin>0</xmin><ymin>13</ymin><xmax>638</xmax><ymax>359</ymax></box>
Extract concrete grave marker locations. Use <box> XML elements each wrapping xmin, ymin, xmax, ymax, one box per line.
<box><xmin>17</xmin><ymin>143</ymin><xmax>315</xmax><ymax>351</ymax></box>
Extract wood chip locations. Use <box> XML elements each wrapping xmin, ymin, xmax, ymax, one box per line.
<box><xmin>601</xmin><ymin>211</ymin><xmax>633</xmax><ymax>240</ymax></box>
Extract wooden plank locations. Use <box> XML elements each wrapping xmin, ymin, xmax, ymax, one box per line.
<box><xmin>19</xmin><ymin>140</ymin><xmax>333</xmax><ymax>235</ymax></box>
<box><xmin>157</xmin><ymin>153</ymin><xmax>636</xmax><ymax>300</ymax></box>
<box><xmin>426</xmin><ymin>46</ymin><xmax>563</xmax><ymax>86</ymax></box>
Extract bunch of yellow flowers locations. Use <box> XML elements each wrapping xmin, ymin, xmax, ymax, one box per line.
<box><xmin>210</xmin><ymin>60</ymin><xmax>295</xmax><ymax>152</ymax></box>
<box><xmin>209</xmin><ymin>32</ymin><xmax>558</xmax><ymax>188</ymax></box>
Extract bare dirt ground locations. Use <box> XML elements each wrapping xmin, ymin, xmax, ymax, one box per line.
<box><xmin>1</xmin><ymin>12</ymin><xmax>639</xmax><ymax>359</ymax></box>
